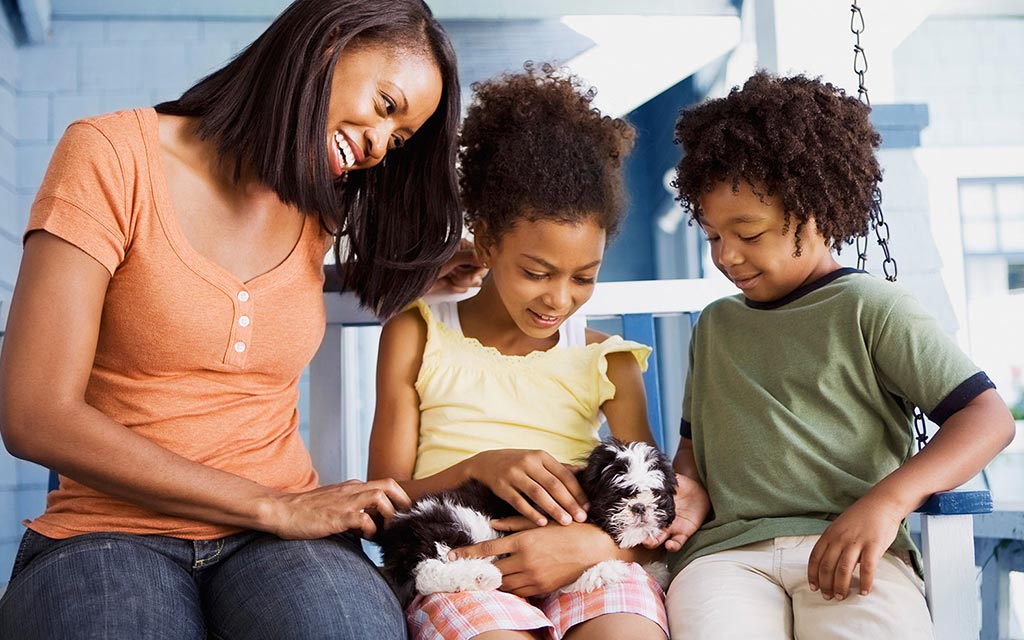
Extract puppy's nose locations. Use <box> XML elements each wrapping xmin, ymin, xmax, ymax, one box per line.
<box><xmin>630</xmin><ymin>504</ymin><xmax>646</xmax><ymax>516</ymax></box>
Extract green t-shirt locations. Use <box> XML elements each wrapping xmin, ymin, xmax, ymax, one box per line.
<box><xmin>670</xmin><ymin>268</ymin><xmax>993</xmax><ymax>577</ymax></box>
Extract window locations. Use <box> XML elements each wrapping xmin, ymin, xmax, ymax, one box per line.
<box><xmin>1010</xmin><ymin>263</ymin><xmax>1024</xmax><ymax>291</ymax></box>
<box><xmin>960</xmin><ymin>178</ymin><xmax>1024</xmax><ymax>297</ymax></box>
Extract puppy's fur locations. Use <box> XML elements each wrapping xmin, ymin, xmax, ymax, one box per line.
<box><xmin>377</xmin><ymin>438</ymin><xmax>677</xmax><ymax>601</ymax></box>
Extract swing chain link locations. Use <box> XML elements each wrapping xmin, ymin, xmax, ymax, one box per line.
<box><xmin>850</xmin><ymin>2</ymin><xmax>870</xmax><ymax>107</ymax></box>
<box><xmin>851</xmin><ymin>2</ymin><xmax>926</xmax><ymax>447</ymax></box>
<box><xmin>851</xmin><ymin>1</ymin><xmax>898</xmax><ymax>283</ymax></box>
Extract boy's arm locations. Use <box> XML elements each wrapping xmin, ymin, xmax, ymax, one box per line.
<box><xmin>662</xmin><ymin>438</ymin><xmax>711</xmax><ymax>552</ymax></box>
<box><xmin>808</xmin><ymin>388</ymin><xmax>1015</xmax><ymax>600</ymax></box>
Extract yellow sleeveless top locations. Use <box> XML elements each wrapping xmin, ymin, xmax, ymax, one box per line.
<box><xmin>411</xmin><ymin>300</ymin><xmax>651</xmax><ymax>479</ymax></box>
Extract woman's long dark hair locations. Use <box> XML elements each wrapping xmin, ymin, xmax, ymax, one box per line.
<box><xmin>156</xmin><ymin>0</ymin><xmax>461</xmax><ymax>318</ymax></box>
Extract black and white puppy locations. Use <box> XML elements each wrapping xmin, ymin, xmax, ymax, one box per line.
<box><xmin>376</xmin><ymin>438</ymin><xmax>677</xmax><ymax>600</ymax></box>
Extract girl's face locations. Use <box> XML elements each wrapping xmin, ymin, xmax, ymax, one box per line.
<box><xmin>482</xmin><ymin>217</ymin><xmax>607</xmax><ymax>340</ymax></box>
<box><xmin>325</xmin><ymin>42</ymin><xmax>443</xmax><ymax>178</ymax></box>
<box><xmin>699</xmin><ymin>179</ymin><xmax>839</xmax><ymax>302</ymax></box>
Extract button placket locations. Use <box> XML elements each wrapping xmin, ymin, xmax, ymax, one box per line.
<box><xmin>226</xmin><ymin>289</ymin><xmax>253</xmax><ymax>365</ymax></box>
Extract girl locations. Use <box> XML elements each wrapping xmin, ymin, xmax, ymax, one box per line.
<box><xmin>0</xmin><ymin>1</ymin><xmax>480</xmax><ymax>638</ymax></box>
<box><xmin>369</xmin><ymin>64</ymin><xmax>670</xmax><ymax>640</ymax></box>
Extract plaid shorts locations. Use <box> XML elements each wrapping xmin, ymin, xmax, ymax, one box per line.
<box><xmin>406</xmin><ymin>561</ymin><xmax>668</xmax><ymax>640</ymax></box>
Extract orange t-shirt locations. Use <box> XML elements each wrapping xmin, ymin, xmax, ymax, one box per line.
<box><xmin>25</xmin><ymin>108</ymin><xmax>329</xmax><ymax>539</ymax></box>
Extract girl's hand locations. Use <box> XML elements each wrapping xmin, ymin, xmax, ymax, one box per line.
<box><xmin>807</xmin><ymin>494</ymin><xmax>904</xmax><ymax>600</ymax></box>
<box><xmin>468</xmin><ymin>449</ymin><xmax>589</xmax><ymax>526</ymax></box>
<box><xmin>646</xmin><ymin>473</ymin><xmax>711</xmax><ymax>551</ymax></box>
<box><xmin>263</xmin><ymin>479</ymin><xmax>411</xmax><ymax>541</ymax></box>
<box><xmin>448</xmin><ymin>522</ymin><xmax>617</xmax><ymax>597</ymax></box>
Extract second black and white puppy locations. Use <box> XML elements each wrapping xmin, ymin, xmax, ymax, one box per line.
<box><xmin>376</xmin><ymin>438</ymin><xmax>677</xmax><ymax>600</ymax></box>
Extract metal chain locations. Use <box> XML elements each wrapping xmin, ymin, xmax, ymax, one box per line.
<box><xmin>850</xmin><ymin>1</ymin><xmax>929</xmax><ymax>449</ymax></box>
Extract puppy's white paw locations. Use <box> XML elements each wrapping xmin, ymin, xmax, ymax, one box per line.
<box><xmin>559</xmin><ymin>559</ymin><xmax>633</xmax><ymax>593</ymax></box>
<box><xmin>413</xmin><ymin>558</ymin><xmax>502</xmax><ymax>594</ymax></box>
<box><xmin>643</xmin><ymin>560</ymin><xmax>671</xmax><ymax>590</ymax></box>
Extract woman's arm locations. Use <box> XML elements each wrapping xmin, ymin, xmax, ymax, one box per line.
<box><xmin>0</xmin><ymin>232</ymin><xmax>407</xmax><ymax>540</ymax></box>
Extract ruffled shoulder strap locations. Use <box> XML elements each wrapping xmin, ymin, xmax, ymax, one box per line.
<box><xmin>593</xmin><ymin>336</ymin><xmax>652</xmax><ymax>406</ymax></box>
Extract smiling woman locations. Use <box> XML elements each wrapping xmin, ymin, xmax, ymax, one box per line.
<box><xmin>0</xmin><ymin>1</ymin><xmax>472</xmax><ymax>639</ymax></box>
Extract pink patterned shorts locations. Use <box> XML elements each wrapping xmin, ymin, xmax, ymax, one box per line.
<box><xmin>406</xmin><ymin>562</ymin><xmax>668</xmax><ymax>640</ymax></box>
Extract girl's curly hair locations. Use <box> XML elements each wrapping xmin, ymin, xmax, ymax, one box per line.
<box><xmin>673</xmin><ymin>71</ymin><xmax>882</xmax><ymax>255</ymax></box>
<box><xmin>460</xmin><ymin>62</ymin><xmax>636</xmax><ymax>241</ymax></box>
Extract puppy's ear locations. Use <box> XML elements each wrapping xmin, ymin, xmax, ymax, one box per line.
<box><xmin>576</xmin><ymin>445</ymin><xmax>607</xmax><ymax>496</ymax></box>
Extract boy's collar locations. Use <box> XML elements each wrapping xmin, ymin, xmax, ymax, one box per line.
<box><xmin>744</xmin><ymin>267</ymin><xmax>866</xmax><ymax>310</ymax></box>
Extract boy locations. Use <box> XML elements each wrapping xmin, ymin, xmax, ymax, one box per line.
<box><xmin>662</xmin><ymin>71</ymin><xmax>1015</xmax><ymax>639</ymax></box>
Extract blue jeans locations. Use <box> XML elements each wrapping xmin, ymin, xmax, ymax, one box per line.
<box><xmin>0</xmin><ymin>529</ymin><xmax>408</xmax><ymax>639</ymax></box>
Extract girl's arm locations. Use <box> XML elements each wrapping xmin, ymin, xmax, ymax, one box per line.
<box><xmin>808</xmin><ymin>388</ymin><xmax>1015</xmax><ymax>600</ymax></box>
<box><xmin>593</xmin><ymin>328</ymin><xmax>711</xmax><ymax>552</ymax></box>
<box><xmin>367</xmin><ymin>311</ymin><xmax>588</xmax><ymax>526</ymax></box>
<box><xmin>0</xmin><ymin>232</ymin><xmax>407</xmax><ymax>540</ymax></box>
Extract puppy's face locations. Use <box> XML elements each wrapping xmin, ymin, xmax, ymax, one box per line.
<box><xmin>579</xmin><ymin>439</ymin><xmax>677</xmax><ymax>548</ymax></box>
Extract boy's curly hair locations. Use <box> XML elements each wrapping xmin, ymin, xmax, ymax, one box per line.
<box><xmin>673</xmin><ymin>71</ymin><xmax>882</xmax><ymax>255</ymax></box>
<box><xmin>459</xmin><ymin>62</ymin><xmax>636</xmax><ymax>241</ymax></box>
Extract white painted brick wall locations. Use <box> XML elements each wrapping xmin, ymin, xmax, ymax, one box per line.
<box><xmin>895</xmin><ymin>18</ymin><xmax>1024</xmax><ymax>147</ymax></box>
<box><xmin>0</xmin><ymin>11</ymin><xmax>280</xmax><ymax>584</ymax></box>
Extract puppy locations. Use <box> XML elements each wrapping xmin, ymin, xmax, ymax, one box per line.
<box><xmin>376</xmin><ymin>438</ymin><xmax>677</xmax><ymax>601</ymax></box>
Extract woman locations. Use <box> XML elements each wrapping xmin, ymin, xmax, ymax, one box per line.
<box><xmin>0</xmin><ymin>1</ymin><xmax>477</xmax><ymax>638</ymax></box>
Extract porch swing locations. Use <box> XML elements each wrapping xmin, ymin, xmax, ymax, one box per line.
<box><xmin>306</xmin><ymin>4</ymin><xmax>993</xmax><ymax>639</ymax></box>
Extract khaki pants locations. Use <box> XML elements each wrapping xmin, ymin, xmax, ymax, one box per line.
<box><xmin>666</xmin><ymin>535</ymin><xmax>934</xmax><ymax>639</ymax></box>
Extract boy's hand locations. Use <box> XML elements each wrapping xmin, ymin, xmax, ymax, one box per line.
<box><xmin>467</xmin><ymin>449</ymin><xmax>589</xmax><ymax>527</ymax></box>
<box><xmin>807</xmin><ymin>494</ymin><xmax>904</xmax><ymax>600</ymax></box>
<box><xmin>645</xmin><ymin>473</ymin><xmax>710</xmax><ymax>551</ymax></box>
<box><xmin>448</xmin><ymin>522</ymin><xmax>617</xmax><ymax>597</ymax></box>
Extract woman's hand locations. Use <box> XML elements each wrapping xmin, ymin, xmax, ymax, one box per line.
<box><xmin>263</xmin><ymin>478</ymin><xmax>411</xmax><ymax>540</ymax></box>
<box><xmin>427</xmin><ymin>238</ymin><xmax>487</xmax><ymax>295</ymax></box>
<box><xmin>806</xmin><ymin>493</ymin><xmax>904</xmax><ymax>600</ymax></box>
<box><xmin>449</xmin><ymin>521</ymin><xmax>619</xmax><ymax>597</ymax></box>
<box><xmin>646</xmin><ymin>472</ymin><xmax>711</xmax><ymax>552</ymax></box>
<box><xmin>467</xmin><ymin>449</ymin><xmax>589</xmax><ymax>526</ymax></box>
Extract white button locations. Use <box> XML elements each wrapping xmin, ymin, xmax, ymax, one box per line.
<box><xmin>238</xmin><ymin>315</ymin><xmax>250</xmax><ymax>327</ymax></box>
<box><xmin>237</xmin><ymin>291</ymin><xmax>249</xmax><ymax>302</ymax></box>
<box><xmin>234</xmin><ymin>341</ymin><xmax>246</xmax><ymax>353</ymax></box>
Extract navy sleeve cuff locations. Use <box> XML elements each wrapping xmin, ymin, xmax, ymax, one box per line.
<box><xmin>680</xmin><ymin>417</ymin><xmax>692</xmax><ymax>439</ymax></box>
<box><xmin>928</xmin><ymin>371</ymin><xmax>996</xmax><ymax>425</ymax></box>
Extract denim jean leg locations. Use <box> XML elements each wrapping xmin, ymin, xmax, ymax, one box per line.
<box><xmin>0</xmin><ymin>530</ymin><xmax>206</xmax><ymax>640</ymax></box>
<box><xmin>203</xmin><ymin>533</ymin><xmax>408</xmax><ymax>640</ymax></box>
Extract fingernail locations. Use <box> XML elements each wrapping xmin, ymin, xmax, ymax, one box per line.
<box><xmin>575</xmin><ymin>511</ymin><xmax>586</xmax><ymax>522</ymax></box>
<box><xmin>836</xmin><ymin>594</ymin><xmax>845</xmax><ymax>601</ymax></box>
<box><xmin>558</xmin><ymin>514</ymin><xmax>571</xmax><ymax>525</ymax></box>
<box><xmin>823</xmin><ymin>594</ymin><xmax>832</xmax><ymax>601</ymax></box>
<box><xmin>809</xmin><ymin>584</ymin><xmax>818</xmax><ymax>591</ymax></box>
<box><xmin>583</xmin><ymin>503</ymin><xmax>591</xmax><ymax>511</ymax></box>
<box><xmin>860</xmin><ymin>589</ymin><xmax>868</xmax><ymax>596</ymax></box>
<box><xmin>536</xmin><ymin>517</ymin><xmax>547</xmax><ymax>526</ymax></box>
<box><xmin>447</xmin><ymin>551</ymin><xmax>457</xmax><ymax>561</ymax></box>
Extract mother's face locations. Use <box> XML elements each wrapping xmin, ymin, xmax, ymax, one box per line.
<box><xmin>324</xmin><ymin>43</ymin><xmax>443</xmax><ymax>178</ymax></box>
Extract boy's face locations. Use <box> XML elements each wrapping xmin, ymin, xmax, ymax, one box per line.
<box><xmin>698</xmin><ymin>180</ymin><xmax>839</xmax><ymax>302</ymax></box>
<box><xmin>481</xmin><ymin>217</ymin><xmax>605</xmax><ymax>340</ymax></box>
